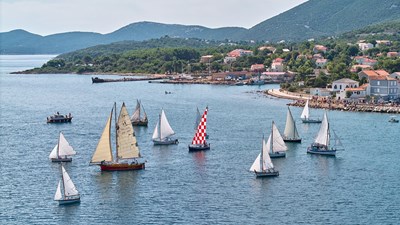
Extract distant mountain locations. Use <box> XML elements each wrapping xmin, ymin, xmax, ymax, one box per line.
<box><xmin>0</xmin><ymin>22</ymin><xmax>245</xmax><ymax>54</ymax></box>
<box><xmin>242</xmin><ymin>0</ymin><xmax>400</xmax><ymax>42</ymax></box>
<box><xmin>2</xmin><ymin>0</ymin><xmax>400</xmax><ymax>54</ymax></box>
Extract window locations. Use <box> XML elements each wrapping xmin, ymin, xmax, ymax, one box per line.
<box><xmin>376</xmin><ymin>88</ymin><xmax>380</xmax><ymax>93</ymax></box>
<box><xmin>377</xmin><ymin>81</ymin><xmax>380</xmax><ymax>85</ymax></box>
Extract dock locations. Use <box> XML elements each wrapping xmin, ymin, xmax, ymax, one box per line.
<box><xmin>92</xmin><ymin>76</ymin><xmax>163</xmax><ymax>83</ymax></box>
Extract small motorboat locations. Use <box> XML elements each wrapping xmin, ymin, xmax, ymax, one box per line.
<box><xmin>389</xmin><ymin>116</ymin><xmax>399</xmax><ymax>123</ymax></box>
<box><xmin>47</xmin><ymin>112</ymin><xmax>72</xmax><ymax>123</ymax></box>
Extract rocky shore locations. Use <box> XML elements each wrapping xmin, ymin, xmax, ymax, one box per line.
<box><xmin>266</xmin><ymin>89</ymin><xmax>400</xmax><ymax>114</ymax></box>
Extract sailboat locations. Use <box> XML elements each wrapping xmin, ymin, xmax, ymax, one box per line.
<box><xmin>249</xmin><ymin>136</ymin><xmax>279</xmax><ymax>177</ymax></box>
<box><xmin>49</xmin><ymin>132</ymin><xmax>76</xmax><ymax>162</ymax></box>
<box><xmin>307</xmin><ymin>111</ymin><xmax>340</xmax><ymax>156</ymax></box>
<box><xmin>283</xmin><ymin>107</ymin><xmax>302</xmax><ymax>143</ymax></box>
<box><xmin>54</xmin><ymin>165</ymin><xmax>80</xmax><ymax>205</ymax></box>
<box><xmin>268</xmin><ymin>121</ymin><xmax>288</xmax><ymax>158</ymax></box>
<box><xmin>131</xmin><ymin>100</ymin><xmax>148</xmax><ymax>126</ymax></box>
<box><xmin>300</xmin><ymin>99</ymin><xmax>321</xmax><ymax>123</ymax></box>
<box><xmin>188</xmin><ymin>107</ymin><xmax>210</xmax><ymax>151</ymax></box>
<box><xmin>90</xmin><ymin>102</ymin><xmax>145</xmax><ymax>171</ymax></box>
<box><xmin>152</xmin><ymin>109</ymin><xmax>178</xmax><ymax>145</ymax></box>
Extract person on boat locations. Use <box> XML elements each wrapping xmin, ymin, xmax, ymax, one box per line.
<box><xmin>68</xmin><ymin>113</ymin><xmax>71</xmax><ymax>118</ymax></box>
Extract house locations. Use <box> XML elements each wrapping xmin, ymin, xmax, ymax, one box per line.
<box><xmin>339</xmin><ymin>84</ymin><xmax>368</xmax><ymax>100</ymax></box>
<box><xmin>390</xmin><ymin>72</ymin><xmax>400</xmax><ymax>80</ymax></box>
<box><xmin>282</xmin><ymin>48</ymin><xmax>290</xmax><ymax>52</ymax></box>
<box><xmin>258</xmin><ymin>46</ymin><xmax>276</xmax><ymax>53</ymax></box>
<box><xmin>362</xmin><ymin>58</ymin><xmax>378</xmax><ymax>66</ymax></box>
<box><xmin>331</xmin><ymin>78</ymin><xmax>359</xmax><ymax>92</ymax></box>
<box><xmin>310</xmin><ymin>88</ymin><xmax>331</xmax><ymax>97</ymax></box>
<box><xmin>354</xmin><ymin>56</ymin><xmax>369</xmax><ymax>64</ymax></box>
<box><xmin>358</xmin><ymin>43</ymin><xmax>374</xmax><ymax>51</ymax></box>
<box><xmin>313</xmin><ymin>45</ymin><xmax>327</xmax><ymax>53</ymax></box>
<box><xmin>376</xmin><ymin>40</ymin><xmax>391</xmax><ymax>47</ymax></box>
<box><xmin>358</xmin><ymin>70</ymin><xmax>398</xmax><ymax>100</ymax></box>
<box><xmin>315</xmin><ymin>59</ymin><xmax>328</xmax><ymax>68</ymax></box>
<box><xmin>312</xmin><ymin>53</ymin><xmax>324</xmax><ymax>60</ymax></box>
<box><xmin>270</xmin><ymin>61</ymin><xmax>284</xmax><ymax>72</ymax></box>
<box><xmin>223</xmin><ymin>56</ymin><xmax>236</xmax><ymax>64</ymax></box>
<box><xmin>211</xmin><ymin>71</ymin><xmax>251</xmax><ymax>81</ymax></box>
<box><xmin>227</xmin><ymin>49</ymin><xmax>253</xmax><ymax>58</ymax></box>
<box><xmin>200</xmin><ymin>55</ymin><xmax>213</xmax><ymax>63</ymax></box>
<box><xmin>387</xmin><ymin>52</ymin><xmax>399</xmax><ymax>58</ymax></box>
<box><xmin>250</xmin><ymin>64</ymin><xmax>265</xmax><ymax>72</ymax></box>
<box><xmin>350</xmin><ymin>65</ymin><xmax>372</xmax><ymax>73</ymax></box>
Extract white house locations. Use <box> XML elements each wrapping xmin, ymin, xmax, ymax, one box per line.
<box><xmin>331</xmin><ymin>78</ymin><xmax>359</xmax><ymax>92</ymax></box>
<box><xmin>358</xmin><ymin>43</ymin><xmax>374</xmax><ymax>51</ymax></box>
<box><xmin>310</xmin><ymin>88</ymin><xmax>331</xmax><ymax>97</ymax></box>
<box><xmin>315</xmin><ymin>59</ymin><xmax>328</xmax><ymax>68</ymax></box>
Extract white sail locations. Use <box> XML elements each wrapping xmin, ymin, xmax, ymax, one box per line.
<box><xmin>49</xmin><ymin>144</ymin><xmax>58</xmax><ymax>159</ymax></box>
<box><xmin>272</xmin><ymin>122</ymin><xmax>288</xmax><ymax>153</ymax></box>
<box><xmin>250</xmin><ymin>153</ymin><xmax>261</xmax><ymax>172</ymax></box>
<box><xmin>62</xmin><ymin>166</ymin><xmax>79</xmax><ymax>197</ymax></box>
<box><xmin>141</xmin><ymin>102</ymin><xmax>148</xmax><ymax>121</ymax></box>
<box><xmin>58</xmin><ymin>133</ymin><xmax>76</xmax><ymax>157</ymax></box>
<box><xmin>152</xmin><ymin>109</ymin><xmax>175</xmax><ymax>141</ymax></box>
<box><xmin>264</xmin><ymin>135</ymin><xmax>274</xmax><ymax>170</ymax></box>
<box><xmin>90</xmin><ymin>109</ymin><xmax>113</xmax><ymax>164</ymax></box>
<box><xmin>314</xmin><ymin>112</ymin><xmax>330</xmax><ymax>146</ymax></box>
<box><xmin>130</xmin><ymin>100</ymin><xmax>141</xmax><ymax>122</ymax></box>
<box><xmin>284</xmin><ymin>107</ymin><xmax>300</xmax><ymax>139</ymax></box>
<box><xmin>300</xmin><ymin>100</ymin><xmax>310</xmax><ymax>119</ymax></box>
<box><xmin>117</xmin><ymin>103</ymin><xmax>140</xmax><ymax>159</ymax></box>
<box><xmin>250</xmin><ymin>137</ymin><xmax>274</xmax><ymax>172</ymax></box>
<box><xmin>54</xmin><ymin>180</ymin><xmax>62</xmax><ymax>200</ymax></box>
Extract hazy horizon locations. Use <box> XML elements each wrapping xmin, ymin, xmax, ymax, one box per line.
<box><xmin>0</xmin><ymin>0</ymin><xmax>308</xmax><ymax>35</ymax></box>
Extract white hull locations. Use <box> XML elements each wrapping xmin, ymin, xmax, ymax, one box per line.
<box><xmin>153</xmin><ymin>138</ymin><xmax>178</xmax><ymax>145</ymax></box>
<box><xmin>307</xmin><ymin>147</ymin><xmax>336</xmax><ymax>156</ymax></box>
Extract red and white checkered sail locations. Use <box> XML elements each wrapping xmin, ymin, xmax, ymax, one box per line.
<box><xmin>192</xmin><ymin>107</ymin><xmax>208</xmax><ymax>145</ymax></box>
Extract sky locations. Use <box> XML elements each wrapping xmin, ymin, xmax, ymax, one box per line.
<box><xmin>0</xmin><ymin>0</ymin><xmax>308</xmax><ymax>36</ymax></box>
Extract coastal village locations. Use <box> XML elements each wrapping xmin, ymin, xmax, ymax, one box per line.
<box><xmin>152</xmin><ymin>39</ymin><xmax>400</xmax><ymax>113</ymax></box>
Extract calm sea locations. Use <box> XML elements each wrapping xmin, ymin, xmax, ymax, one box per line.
<box><xmin>0</xmin><ymin>55</ymin><xmax>399</xmax><ymax>224</ymax></box>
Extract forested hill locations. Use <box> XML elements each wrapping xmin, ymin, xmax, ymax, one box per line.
<box><xmin>242</xmin><ymin>0</ymin><xmax>400</xmax><ymax>42</ymax></box>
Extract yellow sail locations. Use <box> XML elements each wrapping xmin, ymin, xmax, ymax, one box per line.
<box><xmin>90</xmin><ymin>109</ymin><xmax>113</xmax><ymax>164</ymax></box>
<box><xmin>117</xmin><ymin>103</ymin><xmax>140</xmax><ymax>159</ymax></box>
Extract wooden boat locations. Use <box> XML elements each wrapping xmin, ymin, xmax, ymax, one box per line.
<box><xmin>47</xmin><ymin>112</ymin><xmax>72</xmax><ymax>123</ymax></box>
<box><xmin>283</xmin><ymin>107</ymin><xmax>302</xmax><ymax>142</ymax></box>
<box><xmin>300</xmin><ymin>100</ymin><xmax>321</xmax><ymax>123</ymax></box>
<box><xmin>307</xmin><ymin>111</ymin><xmax>342</xmax><ymax>156</ymax></box>
<box><xmin>49</xmin><ymin>132</ymin><xmax>76</xmax><ymax>162</ymax></box>
<box><xmin>90</xmin><ymin>102</ymin><xmax>145</xmax><ymax>171</ymax></box>
<box><xmin>54</xmin><ymin>165</ymin><xmax>80</xmax><ymax>205</ymax></box>
<box><xmin>152</xmin><ymin>109</ymin><xmax>178</xmax><ymax>145</ymax></box>
<box><xmin>250</xmin><ymin>136</ymin><xmax>279</xmax><ymax>178</ymax></box>
<box><xmin>131</xmin><ymin>100</ymin><xmax>148</xmax><ymax>126</ymax></box>
<box><xmin>268</xmin><ymin>121</ymin><xmax>288</xmax><ymax>158</ymax></box>
<box><xmin>188</xmin><ymin>107</ymin><xmax>210</xmax><ymax>151</ymax></box>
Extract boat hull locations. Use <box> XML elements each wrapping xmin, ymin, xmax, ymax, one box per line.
<box><xmin>153</xmin><ymin>139</ymin><xmax>179</xmax><ymax>145</ymax></box>
<box><xmin>47</xmin><ymin>118</ymin><xmax>72</xmax><ymax>123</ymax></box>
<box><xmin>307</xmin><ymin>147</ymin><xmax>336</xmax><ymax>156</ymax></box>
<box><xmin>51</xmin><ymin>157</ymin><xmax>72</xmax><ymax>162</ymax></box>
<box><xmin>57</xmin><ymin>197</ymin><xmax>80</xmax><ymax>205</ymax></box>
<box><xmin>188</xmin><ymin>143</ymin><xmax>210</xmax><ymax>151</ymax></box>
<box><xmin>100</xmin><ymin>163</ymin><xmax>145</xmax><ymax>171</ymax></box>
<box><xmin>255</xmin><ymin>171</ymin><xmax>279</xmax><ymax>177</ymax></box>
<box><xmin>131</xmin><ymin>121</ymin><xmax>148</xmax><ymax>126</ymax></box>
<box><xmin>301</xmin><ymin>118</ymin><xmax>321</xmax><ymax>123</ymax></box>
<box><xmin>283</xmin><ymin>138</ymin><xmax>302</xmax><ymax>143</ymax></box>
<box><xmin>269</xmin><ymin>152</ymin><xmax>286</xmax><ymax>158</ymax></box>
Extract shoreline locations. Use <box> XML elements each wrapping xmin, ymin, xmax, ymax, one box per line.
<box><xmin>265</xmin><ymin>89</ymin><xmax>400</xmax><ymax>114</ymax></box>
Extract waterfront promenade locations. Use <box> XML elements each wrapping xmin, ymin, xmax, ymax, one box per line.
<box><xmin>266</xmin><ymin>89</ymin><xmax>400</xmax><ymax>114</ymax></box>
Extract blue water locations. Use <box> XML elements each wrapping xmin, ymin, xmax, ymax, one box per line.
<box><xmin>1</xmin><ymin>55</ymin><xmax>399</xmax><ymax>224</ymax></box>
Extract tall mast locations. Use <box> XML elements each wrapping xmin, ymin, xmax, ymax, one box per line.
<box><xmin>57</xmin><ymin>132</ymin><xmax>61</xmax><ymax>158</ymax></box>
<box><xmin>260</xmin><ymin>136</ymin><xmax>264</xmax><ymax>172</ymax></box>
<box><xmin>114</xmin><ymin>102</ymin><xmax>118</xmax><ymax>162</ymax></box>
<box><xmin>61</xmin><ymin>165</ymin><xmax>65</xmax><ymax>199</ymax></box>
<box><xmin>158</xmin><ymin>112</ymin><xmax>162</xmax><ymax>140</ymax></box>
<box><xmin>271</xmin><ymin>121</ymin><xmax>274</xmax><ymax>153</ymax></box>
